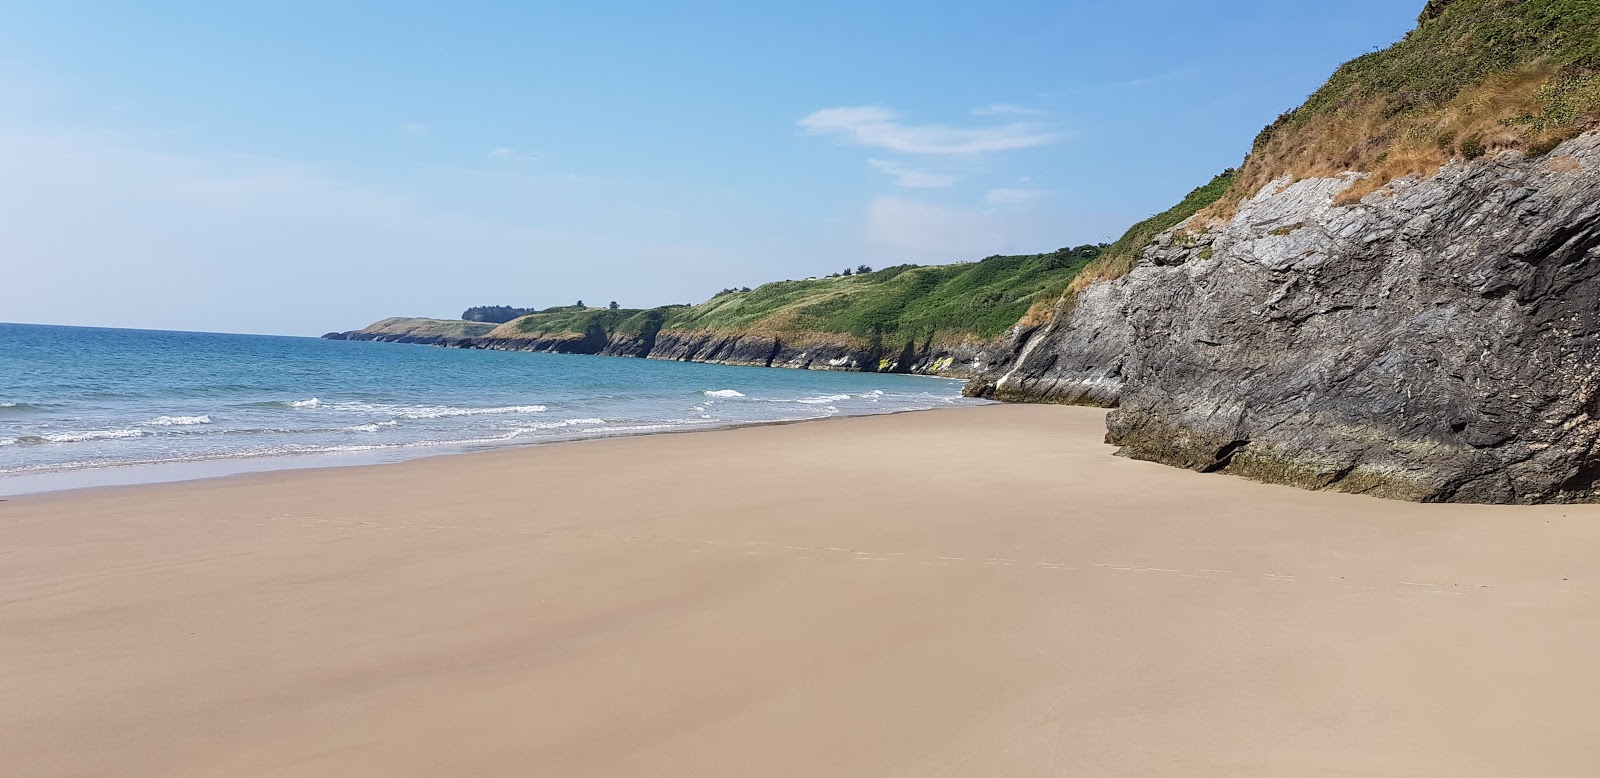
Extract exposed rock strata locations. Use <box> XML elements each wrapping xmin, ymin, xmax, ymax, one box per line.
<box><xmin>972</xmin><ymin>133</ymin><xmax>1600</xmax><ymax>503</ymax></box>
<box><xmin>327</xmin><ymin>322</ymin><xmax>994</xmax><ymax>378</ymax></box>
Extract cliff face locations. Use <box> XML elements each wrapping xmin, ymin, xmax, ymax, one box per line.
<box><xmin>974</xmin><ymin>133</ymin><xmax>1600</xmax><ymax>502</ymax></box>
<box><xmin>327</xmin><ymin>318</ymin><xmax>997</xmax><ymax>377</ymax></box>
<box><xmin>325</xmin><ymin>246</ymin><xmax>1103</xmax><ymax>378</ymax></box>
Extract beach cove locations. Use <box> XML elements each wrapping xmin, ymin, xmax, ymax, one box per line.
<box><xmin>5</xmin><ymin>404</ymin><xmax>1599</xmax><ymax>776</ymax></box>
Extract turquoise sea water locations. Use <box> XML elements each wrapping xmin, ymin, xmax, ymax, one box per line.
<box><xmin>0</xmin><ymin>323</ymin><xmax>980</xmax><ymax>494</ymax></box>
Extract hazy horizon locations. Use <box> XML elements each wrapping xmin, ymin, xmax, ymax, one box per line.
<box><xmin>2</xmin><ymin>1</ymin><xmax>1419</xmax><ymax>336</ymax></box>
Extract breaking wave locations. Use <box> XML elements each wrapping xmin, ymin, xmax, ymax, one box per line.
<box><xmin>144</xmin><ymin>415</ymin><xmax>212</xmax><ymax>426</ymax></box>
<box><xmin>9</xmin><ymin>429</ymin><xmax>146</xmax><ymax>445</ymax></box>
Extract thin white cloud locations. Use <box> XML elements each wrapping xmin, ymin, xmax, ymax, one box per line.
<box><xmin>866</xmin><ymin>196</ymin><xmax>1007</xmax><ymax>258</ymax></box>
<box><xmin>401</xmin><ymin>122</ymin><xmax>428</xmax><ymax>135</ymax></box>
<box><xmin>1051</xmin><ymin>67</ymin><xmax>1191</xmax><ymax>96</ymax></box>
<box><xmin>866</xmin><ymin>158</ymin><xmax>956</xmax><ymax>189</ymax></box>
<box><xmin>970</xmin><ymin>103</ymin><xmax>1047</xmax><ymax>117</ymax></box>
<box><xmin>984</xmin><ymin>187</ymin><xmax>1052</xmax><ymax>207</ymax></box>
<box><xmin>798</xmin><ymin>106</ymin><xmax>1059</xmax><ymax>155</ymax></box>
<box><xmin>985</xmin><ymin>187</ymin><xmax>1053</xmax><ymax>207</ymax></box>
<box><xmin>488</xmin><ymin>146</ymin><xmax>540</xmax><ymax>162</ymax></box>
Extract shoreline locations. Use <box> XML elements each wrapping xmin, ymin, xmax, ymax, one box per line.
<box><xmin>0</xmin><ymin>401</ymin><xmax>982</xmax><ymax>500</ymax></box>
<box><xmin>7</xmin><ymin>404</ymin><xmax>1600</xmax><ymax>776</ymax></box>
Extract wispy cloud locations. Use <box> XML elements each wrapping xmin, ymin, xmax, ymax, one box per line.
<box><xmin>970</xmin><ymin>103</ymin><xmax>1047</xmax><ymax>117</ymax></box>
<box><xmin>488</xmin><ymin>146</ymin><xmax>540</xmax><ymax>162</ymax></box>
<box><xmin>984</xmin><ymin>187</ymin><xmax>1052</xmax><ymax>207</ymax></box>
<box><xmin>866</xmin><ymin>196</ymin><xmax>1007</xmax><ymax>258</ymax></box>
<box><xmin>867</xmin><ymin>158</ymin><xmax>956</xmax><ymax>189</ymax></box>
<box><xmin>799</xmin><ymin>106</ymin><xmax>1059</xmax><ymax>155</ymax></box>
<box><xmin>1050</xmin><ymin>67</ymin><xmax>1191</xmax><ymax>96</ymax></box>
<box><xmin>401</xmin><ymin>122</ymin><xmax>428</xmax><ymax>136</ymax></box>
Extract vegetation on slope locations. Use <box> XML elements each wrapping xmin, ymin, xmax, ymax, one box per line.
<box><xmin>461</xmin><ymin>305</ymin><xmax>538</xmax><ymax>323</ymax></box>
<box><xmin>487</xmin><ymin>304</ymin><xmax>683</xmax><ymax>341</ymax></box>
<box><xmin>444</xmin><ymin>246</ymin><xmax>1109</xmax><ymax>348</ymax></box>
<box><xmin>358</xmin><ymin>317</ymin><xmax>497</xmax><ymax>339</ymax></box>
<box><xmin>1038</xmin><ymin>0</ymin><xmax>1600</xmax><ymax>310</ymax></box>
<box><xmin>1217</xmin><ymin>0</ymin><xmax>1600</xmax><ymax>210</ymax></box>
<box><xmin>1058</xmin><ymin>170</ymin><xmax>1236</xmax><ymax>302</ymax></box>
<box><xmin>662</xmin><ymin>245</ymin><xmax>1107</xmax><ymax>343</ymax></box>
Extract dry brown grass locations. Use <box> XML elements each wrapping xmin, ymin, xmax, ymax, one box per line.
<box><xmin>1197</xmin><ymin>62</ymin><xmax>1599</xmax><ymax>215</ymax></box>
<box><xmin>1065</xmin><ymin>252</ymin><xmax>1140</xmax><ymax>298</ymax></box>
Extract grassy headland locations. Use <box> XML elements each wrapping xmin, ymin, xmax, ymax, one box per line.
<box><xmin>462</xmin><ymin>245</ymin><xmax>1108</xmax><ymax>352</ymax></box>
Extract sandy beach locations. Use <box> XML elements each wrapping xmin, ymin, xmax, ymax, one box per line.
<box><xmin>4</xmin><ymin>404</ymin><xmax>1600</xmax><ymax>776</ymax></box>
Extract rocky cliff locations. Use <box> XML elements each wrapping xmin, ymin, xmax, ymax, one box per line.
<box><xmin>970</xmin><ymin>0</ymin><xmax>1600</xmax><ymax>504</ymax></box>
<box><xmin>974</xmin><ymin>134</ymin><xmax>1600</xmax><ymax>503</ymax></box>
<box><xmin>329</xmin><ymin>315</ymin><xmax>998</xmax><ymax>377</ymax></box>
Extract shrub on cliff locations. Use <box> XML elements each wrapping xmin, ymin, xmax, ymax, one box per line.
<box><xmin>461</xmin><ymin>305</ymin><xmax>536</xmax><ymax>323</ymax></box>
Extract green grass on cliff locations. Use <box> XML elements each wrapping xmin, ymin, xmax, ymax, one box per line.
<box><xmin>1288</xmin><ymin>0</ymin><xmax>1600</xmax><ymax>134</ymax></box>
<box><xmin>1235</xmin><ymin>0</ymin><xmax>1600</xmax><ymax>204</ymax></box>
<box><xmin>438</xmin><ymin>245</ymin><xmax>1107</xmax><ymax>346</ymax></box>
<box><xmin>500</xmin><ymin>305</ymin><xmax>657</xmax><ymax>337</ymax></box>
<box><xmin>357</xmin><ymin>317</ymin><xmax>497</xmax><ymax>339</ymax></box>
<box><xmin>1061</xmin><ymin>170</ymin><xmax>1236</xmax><ymax>297</ymax></box>
<box><xmin>665</xmin><ymin>245</ymin><xmax>1107</xmax><ymax>342</ymax></box>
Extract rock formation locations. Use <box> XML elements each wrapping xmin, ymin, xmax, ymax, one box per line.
<box><xmin>974</xmin><ymin>134</ymin><xmax>1600</xmax><ymax>503</ymax></box>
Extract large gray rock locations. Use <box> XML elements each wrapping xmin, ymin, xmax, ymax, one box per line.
<box><xmin>964</xmin><ymin>281</ymin><xmax>1132</xmax><ymax>406</ymax></box>
<box><xmin>975</xmin><ymin>132</ymin><xmax>1600</xmax><ymax>503</ymax></box>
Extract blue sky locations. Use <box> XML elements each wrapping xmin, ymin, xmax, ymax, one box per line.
<box><xmin>1</xmin><ymin>1</ymin><xmax>1421</xmax><ymax>335</ymax></box>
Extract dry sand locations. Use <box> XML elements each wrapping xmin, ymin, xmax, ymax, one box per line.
<box><xmin>4</xmin><ymin>404</ymin><xmax>1600</xmax><ymax>776</ymax></box>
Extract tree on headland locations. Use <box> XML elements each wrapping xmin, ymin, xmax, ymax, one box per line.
<box><xmin>842</xmin><ymin>268</ymin><xmax>854</xmax><ymax>276</ymax></box>
<box><xmin>576</xmin><ymin>300</ymin><xmax>585</xmax><ymax>308</ymax></box>
<box><xmin>608</xmin><ymin>301</ymin><xmax>620</xmax><ymax>309</ymax></box>
<box><xmin>856</xmin><ymin>264</ymin><xmax>872</xmax><ymax>274</ymax></box>
<box><xmin>461</xmin><ymin>305</ymin><xmax>535</xmax><ymax>323</ymax></box>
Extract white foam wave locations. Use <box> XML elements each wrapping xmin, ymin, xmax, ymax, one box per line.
<box><xmin>15</xmin><ymin>429</ymin><xmax>147</xmax><ymax>445</ymax></box>
<box><xmin>703</xmin><ymin>389</ymin><xmax>745</xmax><ymax>398</ymax></box>
<box><xmin>508</xmin><ymin>418</ymin><xmax>607</xmax><ymax>436</ymax></box>
<box><xmin>396</xmin><ymin>404</ymin><xmax>547</xmax><ymax>419</ymax></box>
<box><xmin>584</xmin><ymin>419</ymin><xmax>715</xmax><ymax>435</ymax></box>
<box><xmin>797</xmin><ymin>394</ymin><xmax>851</xmax><ymax>405</ymax></box>
<box><xmin>145</xmin><ymin>415</ymin><xmax>212</xmax><ymax>427</ymax></box>
<box><xmin>288</xmin><ymin>398</ymin><xmax>321</xmax><ymax>408</ymax></box>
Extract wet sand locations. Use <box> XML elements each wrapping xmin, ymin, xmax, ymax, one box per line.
<box><xmin>4</xmin><ymin>404</ymin><xmax>1599</xmax><ymax>776</ymax></box>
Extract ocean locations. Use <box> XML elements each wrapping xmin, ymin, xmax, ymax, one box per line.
<box><xmin>0</xmin><ymin>322</ymin><xmax>982</xmax><ymax>494</ymax></box>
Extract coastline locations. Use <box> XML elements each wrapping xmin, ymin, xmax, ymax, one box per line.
<box><xmin>0</xmin><ymin>400</ymin><xmax>977</xmax><ymax>500</ymax></box>
<box><xmin>6</xmin><ymin>404</ymin><xmax>1600</xmax><ymax>776</ymax></box>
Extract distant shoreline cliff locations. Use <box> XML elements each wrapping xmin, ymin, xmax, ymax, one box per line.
<box><xmin>324</xmin><ymin>313</ymin><xmax>997</xmax><ymax>377</ymax></box>
<box><xmin>323</xmin><ymin>246</ymin><xmax>1106</xmax><ymax>378</ymax></box>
